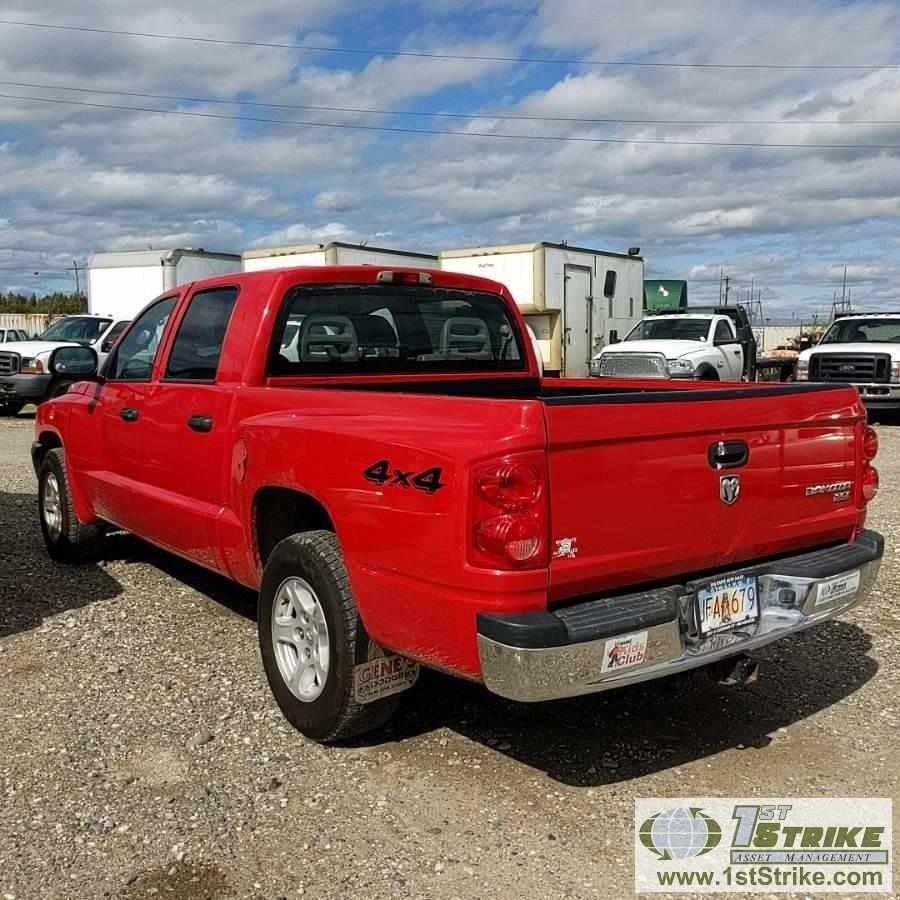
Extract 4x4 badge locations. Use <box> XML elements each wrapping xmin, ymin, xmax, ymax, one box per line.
<box><xmin>720</xmin><ymin>474</ymin><xmax>740</xmax><ymax>505</ymax></box>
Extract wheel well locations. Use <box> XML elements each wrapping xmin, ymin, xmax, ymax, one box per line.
<box><xmin>696</xmin><ymin>364</ymin><xmax>719</xmax><ymax>381</ymax></box>
<box><xmin>254</xmin><ymin>487</ymin><xmax>334</xmax><ymax>566</ymax></box>
<box><xmin>34</xmin><ymin>431</ymin><xmax>62</xmax><ymax>468</ymax></box>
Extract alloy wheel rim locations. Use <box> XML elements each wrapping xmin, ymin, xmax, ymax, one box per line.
<box><xmin>271</xmin><ymin>576</ymin><xmax>330</xmax><ymax>702</ymax></box>
<box><xmin>43</xmin><ymin>472</ymin><xmax>62</xmax><ymax>540</ymax></box>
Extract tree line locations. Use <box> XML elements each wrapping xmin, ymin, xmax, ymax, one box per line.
<box><xmin>0</xmin><ymin>291</ymin><xmax>88</xmax><ymax>315</ymax></box>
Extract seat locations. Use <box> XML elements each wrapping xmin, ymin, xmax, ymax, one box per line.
<box><xmin>439</xmin><ymin>317</ymin><xmax>492</xmax><ymax>360</ymax></box>
<box><xmin>298</xmin><ymin>315</ymin><xmax>359</xmax><ymax>363</ymax></box>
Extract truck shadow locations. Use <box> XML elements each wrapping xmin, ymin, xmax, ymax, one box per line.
<box><xmin>0</xmin><ymin>491</ymin><xmax>124</xmax><ymax>637</ymax></box>
<box><xmin>101</xmin><ymin>532</ymin><xmax>258</xmax><ymax>621</ymax></box>
<box><xmin>378</xmin><ymin>619</ymin><xmax>878</xmax><ymax>787</ymax></box>
<box><xmin>96</xmin><ymin>533</ymin><xmax>879</xmax><ymax>787</ymax></box>
<box><xmin>14</xmin><ymin>506</ymin><xmax>874</xmax><ymax>789</ymax></box>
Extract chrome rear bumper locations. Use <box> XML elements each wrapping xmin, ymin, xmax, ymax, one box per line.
<box><xmin>477</xmin><ymin>532</ymin><xmax>883</xmax><ymax>702</ymax></box>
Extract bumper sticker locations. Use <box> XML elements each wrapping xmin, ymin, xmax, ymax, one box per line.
<box><xmin>601</xmin><ymin>630</ymin><xmax>649</xmax><ymax>673</ymax></box>
<box><xmin>815</xmin><ymin>571</ymin><xmax>861</xmax><ymax>607</ymax></box>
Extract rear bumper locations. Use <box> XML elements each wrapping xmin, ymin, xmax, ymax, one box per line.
<box><xmin>477</xmin><ymin>531</ymin><xmax>883</xmax><ymax>702</ymax></box>
<box><xmin>0</xmin><ymin>373</ymin><xmax>51</xmax><ymax>403</ymax></box>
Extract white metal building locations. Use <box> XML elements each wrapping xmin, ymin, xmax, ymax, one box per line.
<box><xmin>440</xmin><ymin>242</ymin><xmax>644</xmax><ymax>377</ymax></box>
<box><xmin>242</xmin><ymin>242</ymin><xmax>438</xmax><ymax>272</ymax></box>
<box><xmin>87</xmin><ymin>249</ymin><xmax>241</xmax><ymax>320</ymax></box>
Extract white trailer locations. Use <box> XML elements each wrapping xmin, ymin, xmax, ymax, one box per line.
<box><xmin>242</xmin><ymin>242</ymin><xmax>438</xmax><ymax>272</ymax></box>
<box><xmin>87</xmin><ymin>248</ymin><xmax>242</xmax><ymax>320</ymax></box>
<box><xmin>440</xmin><ymin>242</ymin><xmax>644</xmax><ymax>377</ymax></box>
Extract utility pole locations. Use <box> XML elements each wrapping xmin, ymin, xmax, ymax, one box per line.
<box><xmin>723</xmin><ymin>275</ymin><xmax>731</xmax><ymax>306</ymax></box>
<box><xmin>66</xmin><ymin>260</ymin><xmax>82</xmax><ymax>294</ymax></box>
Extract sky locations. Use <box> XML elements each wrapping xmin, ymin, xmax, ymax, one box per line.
<box><xmin>1</xmin><ymin>0</ymin><xmax>899</xmax><ymax>318</ymax></box>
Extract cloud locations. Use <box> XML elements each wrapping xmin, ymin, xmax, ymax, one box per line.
<box><xmin>1</xmin><ymin>1</ymin><xmax>900</xmax><ymax>311</ymax></box>
<box><xmin>248</xmin><ymin>221</ymin><xmax>354</xmax><ymax>248</ymax></box>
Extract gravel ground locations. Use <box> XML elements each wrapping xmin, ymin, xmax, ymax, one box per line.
<box><xmin>0</xmin><ymin>411</ymin><xmax>897</xmax><ymax>899</ymax></box>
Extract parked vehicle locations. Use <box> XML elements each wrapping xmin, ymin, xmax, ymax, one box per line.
<box><xmin>440</xmin><ymin>243</ymin><xmax>644</xmax><ymax>377</ymax></box>
<box><xmin>795</xmin><ymin>312</ymin><xmax>900</xmax><ymax>410</ymax></box>
<box><xmin>0</xmin><ymin>328</ymin><xmax>28</xmax><ymax>343</ymax></box>
<box><xmin>0</xmin><ymin>315</ymin><xmax>130</xmax><ymax>414</ymax></box>
<box><xmin>33</xmin><ymin>266</ymin><xmax>883</xmax><ymax>742</ymax></box>
<box><xmin>243</xmin><ymin>241</ymin><xmax>437</xmax><ymax>272</ymax></box>
<box><xmin>88</xmin><ymin>248</ymin><xmax>241</xmax><ymax>321</ymax></box>
<box><xmin>592</xmin><ymin>306</ymin><xmax>756</xmax><ymax>381</ymax></box>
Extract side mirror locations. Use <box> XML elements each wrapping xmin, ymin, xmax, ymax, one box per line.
<box><xmin>49</xmin><ymin>345</ymin><xmax>99</xmax><ymax>379</ymax></box>
<box><xmin>101</xmin><ymin>339</ymin><xmax>114</xmax><ymax>353</ymax></box>
<box><xmin>608</xmin><ymin>329</ymin><xmax>619</xmax><ymax>344</ymax></box>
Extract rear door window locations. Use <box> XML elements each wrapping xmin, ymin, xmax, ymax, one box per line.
<box><xmin>714</xmin><ymin>320</ymin><xmax>735</xmax><ymax>342</ymax></box>
<box><xmin>268</xmin><ymin>285</ymin><xmax>525</xmax><ymax>376</ymax></box>
<box><xmin>164</xmin><ymin>287</ymin><xmax>239</xmax><ymax>381</ymax></box>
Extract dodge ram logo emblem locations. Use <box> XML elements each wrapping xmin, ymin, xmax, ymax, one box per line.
<box><xmin>720</xmin><ymin>475</ymin><xmax>740</xmax><ymax>505</ymax></box>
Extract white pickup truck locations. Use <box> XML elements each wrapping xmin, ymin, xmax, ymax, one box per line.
<box><xmin>795</xmin><ymin>312</ymin><xmax>900</xmax><ymax>410</ymax></box>
<box><xmin>0</xmin><ymin>315</ymin><xmax>129</xmax><ymax>415</ymax></box>
<box><xmin>591</xmin><ymin>311</ymin><xmax>748</xmax><ymax>381</ymax></box>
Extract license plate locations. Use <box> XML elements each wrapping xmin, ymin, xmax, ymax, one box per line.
<box><xmin>696</xmin><ymin>574</ymin><xmax>759</xmax><ymax>636</ymax></box>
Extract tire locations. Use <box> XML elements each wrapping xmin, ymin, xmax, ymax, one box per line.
<box><xmin>696</xmin><ymin>367</ymin><xmax>720</xmax><ymax>381</ymax></box>
<box><xmin>38</xmin><ymin>447</ymin><xmax>105</xmax><ymax>563</ymax></box>
<box><xmin>258</xmin><ymin>530</ymin><xmax>400</xmax><ymax>742</ymax></box>
<box><xmin>0</xmin><ymin>402</ymin><xmax>25</xmax><ymax>417</ymax></box>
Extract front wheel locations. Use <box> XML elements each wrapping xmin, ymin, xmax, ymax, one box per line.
<box><xmin>38</xmin><ymin>448</ymin><xmax>105</xmax><ymax>563</ymax></box>
<box><xmin>0</xmin><ymin>402</ymin><xmax>25</xmax><ymax>417</ymax></box>
<box><xmin>258</xmin><ymin>530</ymin><xmax>400</xmax><ymax>742</ymax></box>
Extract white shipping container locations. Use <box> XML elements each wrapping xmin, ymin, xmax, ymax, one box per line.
<box><xmin>87</xmin><ymin>248</ymin><xmax>241</xmax><ymax>320</ymax></box>
<box><xmin>440</xmin><ymin>242</ymin><xmax>644</xmax><ymax>377</ymax></box>
<box><xmin>242</xmin><ymin>242</ymin><xmax>438</xmax><ymax>272</ymax></box>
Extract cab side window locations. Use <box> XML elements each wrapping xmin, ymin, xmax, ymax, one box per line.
<box><xmin>714</xmin><ymin>320</ymin><xmax>735</xmax><ymax>343</ymax></box>
<box><xmin>107</xmin><ymin>296</ymin><xmax>177</xmax><ymax>381</ymax></box>
<box><xmin>164</xmin><ymin>287</ymin><xmax>239</xmax><ymax>381</ymax></box>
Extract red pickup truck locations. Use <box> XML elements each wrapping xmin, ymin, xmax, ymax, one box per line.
<box><xmin>32</xmin><ymin>266</ymin><xmax>883</xmax><ymax>742</ymax></box>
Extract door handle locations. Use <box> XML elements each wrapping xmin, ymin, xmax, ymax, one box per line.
<box><xmin>187</xmin><ymin>414</ymin><xmax>213</xmax><ymax>433</ymax></box>
<box><xmin>119</xmin><ymin>407</ymin><xmax>139</xmax><ymax>422</ymax></box>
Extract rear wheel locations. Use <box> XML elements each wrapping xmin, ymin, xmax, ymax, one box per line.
<box><xmin>258</xmin><ymin>530</ymin><xmax>400</xmax><ymax>742</ymax></box>
<box><xmin>38</xmin><ymin>448</ymin><xmax>105</xmax><ymax>563</ymax></box>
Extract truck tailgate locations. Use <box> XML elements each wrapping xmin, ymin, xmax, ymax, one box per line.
<box><xmin>542</xmin><ymin>384</ymin><xmax>866</xmax><ymax>602</ymax></box>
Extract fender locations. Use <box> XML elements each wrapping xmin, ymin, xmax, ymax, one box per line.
<box><xmin>33</xmin><ymin>424</ymin><xmax>97</xmax><ymax>525</ymax></box>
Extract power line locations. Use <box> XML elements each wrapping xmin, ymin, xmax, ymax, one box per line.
<box><xmin>0</xmin><ymin>19</ymin><xmax>898</xmax><ymax>71</ymax></box>
<box><xmin>2</xmin><ymin>79</ymin><xmax>899</xmax><ymax>126</ymax></box>
<box><xmin>3</xmin><ymin>92</ymin><xmax>899</xmax><ymax>150</ymax></box>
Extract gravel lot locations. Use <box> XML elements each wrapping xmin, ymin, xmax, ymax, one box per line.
<box><xmin>1</xmin><ymin>412</ymin><xmax>897</xmax><ymax>899</ymax></box>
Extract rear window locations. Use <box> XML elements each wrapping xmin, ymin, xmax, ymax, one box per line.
<box><xmin>267</xmin><ymin>285</ymin><xmax>525</xmax><ymax>376</ymax></box>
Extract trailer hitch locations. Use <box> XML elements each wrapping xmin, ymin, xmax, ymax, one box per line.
<box><xmin>706</xmin><ymin>654</ymin><xmax>759</xmax><ymax>687</ymax></box>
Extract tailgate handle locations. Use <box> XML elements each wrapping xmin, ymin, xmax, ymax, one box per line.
<box><xmin>119</xmin><ymin>407</ymin><xmax>139</xmax><ymax>422</ymax></box>
<box><xmin>709</xmin><ymin>440</ymin><xmax>749</xmax><ymax>470</ymax></box>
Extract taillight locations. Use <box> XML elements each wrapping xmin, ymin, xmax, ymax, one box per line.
<box><xmin>475</xmin><ymin>461</ymin><xmax>542</xmax><ymax>512</ymax></box>
<box><xmin>470</xmin><ymin>453</ymin><xmax>548</xmax><ymax>569</ymax></box>
<box><xmin>862</xmin><ymin>465</ymin><xmax>879</xmax><ymax>502</ymax></box>
<box><xmin>862</xmin><ymin>425</ymin><xmax>879</xmax><ymax>462</ymax></box>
